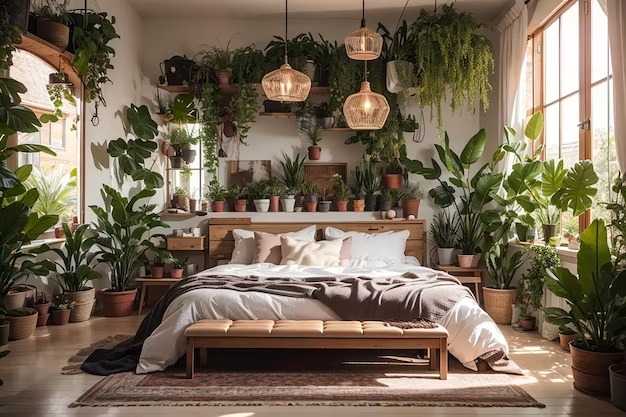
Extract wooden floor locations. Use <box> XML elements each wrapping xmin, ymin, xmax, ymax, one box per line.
<box><xmin>0</xmin><ymin>314</ymin><xmax>622</xmax><ymax>416</ymax></box>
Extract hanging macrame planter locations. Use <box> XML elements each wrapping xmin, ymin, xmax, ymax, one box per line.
<box><xmin>386</xmin><ymin>60</ymin><xmax>414</xmax><ymax>93</ymax></box>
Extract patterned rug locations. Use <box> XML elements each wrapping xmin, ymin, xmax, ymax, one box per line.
<box><xmin>72</xmin><ymin>350</ymin><xmax>543</xmax><ymax>408</ymax></box>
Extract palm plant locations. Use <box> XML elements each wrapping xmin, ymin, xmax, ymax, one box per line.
<box><xmin>279</xmin><ymin>153</ymin><xmax>305</xmax><ymax>195</ymax></box>
<box><xmin>430</xmin><ymin>210</ymin><xmax>458</xmax><ymax>249</ymax></box>
<box><xmin>23</xmin><ymin>166</ymin><xmax>77</xmax><ymax>221</ymax></box>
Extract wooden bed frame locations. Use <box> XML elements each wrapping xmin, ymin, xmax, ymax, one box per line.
<box><xmin>207</xmin><ymin>218</ymin><xmax>426</xmax><ymax>267</ymax></box>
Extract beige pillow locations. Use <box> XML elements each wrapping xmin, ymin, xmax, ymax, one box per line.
<box><xmin>280</xmin><ymin>236</ymin><xmax>345</xmax><ymax>266</ymax></box>
<box><xmin>253</xmin><ymin>231</ymin><xmax>284</xmax><ymax>264</ymax></box>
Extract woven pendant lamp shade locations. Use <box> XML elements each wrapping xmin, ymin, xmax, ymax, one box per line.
<box><xmin>344</xmin><ymin>25</ymin><xmax>383</xmax><ymax>60</ymax></box>
<box><xmin>261</xmin><ymin>62</ymin><xmax>311</xmax><ymax>102</ymax></box>
<box><xmin>343</xmin><ymin>81</ymin><xmax>390</xmax><ymax>130</ymax></box>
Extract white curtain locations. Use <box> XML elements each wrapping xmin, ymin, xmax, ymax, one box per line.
<box><xmin>598</xmin><ymin>0</ymin><xmax>626</xmax><ymax>172</ymax></box>
<box><xmin>497</xmin><ymin>0</ymin><xmax>528</xmax><ymax>171</ymax></box>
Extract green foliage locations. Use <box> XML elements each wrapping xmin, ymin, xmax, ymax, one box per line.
<box><xmin>67</xmin><ymin>11</ymin><xmax>119</xmax><ymax>106</ymax></box>
<box><xmin>543</xmin><ymin>219</ymin><xmax>626</xmax><ymax>352</ymax></box>
<box><xmin>225</xmin><ymin>185</ymin><xmax>243</xmax><ymax>199</ymax></box>
<box><xmin>328</xmin><ymin>45</ymin><xmax>362</xmax><ymax>118</ymax></box>
<box><xmin>264</xmin><ymin>33</ymin><xmax>316</xmax><ymax>72</ymax></box>
<box><xmin>89</xmin><ymin>186</ymin><xmax>169</xmax><ymax>291</ymax></box>
<box><xmin>354</xmin><ymin>161</ymin><xmax>380</xmax><ymax>196</ymax></box>
<box><xmin>299</xmin><ymin>180</ymin><xmax>319</xmax><ymax>197</ymax></box>
<box><xmin>197</xmin><ymin>84</ymin><xmax>221</xmax><ymax>179</ymax></box>
<box><xmin>51</xmin><ymin>293</ymin><xmax>74</xmax><ymax>310</ymax></box>
<box><xmin>430</xmin><ymin>210</ymin><xmax>458</xmax><ymax>248</ymax></box>
<box><xmin>44</xmin><ymin>83</ymin><xmax>76</xmax><ymax>125</ymax></box>
<box><xmin>485</xmin><ymin>243</ymin><xmax>525</xmax><ymax>289</ymax></box>
<box><xmin>303</xmin><ymin>125</ymin><xmax>323</xmax><ymax>146</ymax></box>
<box><xmin>169</xmin><ymin>128</ymin><xmax>197</xmax><ymax>149</ymax></box>
<box><xmin>31</xmin><ymin>0</ymin><xmax>68</xmax><ymax>22</ymax></box>
<box><xmin>0</xmin><ymin>77</ymin><xmax>43</xmax><ymax>136</ymax></box>
<box><xmin>606</xmin><ymin>174</ymin><xmax>626</xmax><ymax>273</ymax></box>
<box><xmin>168</xmin><ymin>93</ymin><xmax>197</xmax><ymax>125</ymax></box>
<box><xmin>516</xmin><ymin>245</ymin><xmax>560</xmax><ymax>319</ymax></box>
<box><xmin>205</xmin><ymin>182</ymin><xmax>226</xmax><ymax>201</ymax></box>
<box><xmin>0</xmin><ymin>3</ymin><xmax>22</xmax><ymax>71</ymax></box>
<box><xmin>230</xmin><ymin>82</ymin><xmax>258</xmax><ymax>141</ymax></box>
<box><xmin>232</xmin><ymin>46</ymin><xmax>265</xmax><ymax>83</ymax></box>
<box><xmin>201</xmin><ymin>39</ymin><xmax>234</xmax><ymax>71</ymax></box>
<box><xmin>107</xmin><ymin>104</ymin><xmax>163</xmax><ymax>190</ymax></box>
<box><xmin>403</xmin><ymin>184</ymin><xmax>424</xmax><ymax>200</ymax></box>
<box><xmin>408</xmin><ymin>4</ymin><xmax>494</xmax><ymax>131</ymax></box>
<box><xmin>332</xmin><ymin>174</ymin><xmax>352</xmax><ymax>201</ymax></box>
<box><xmin>22</xmin><ymin>166</ymin><xmax>77</xmax><ymax>221</ymax></box>
<box><xmin>279</xmin><ymin>153</ymin><xmax>305</xmax><ymax>195</ymax></box>
<box><xmin>170</xmin><ymin>257</ymin><xmax>188</xmax><ymax>269</ymax></box>
<box><xmin>31</xmin><ymin>224</ymin><xmax>101</xmax><ymax>293</ymax></box>
<box><xmin>247</xmin><ymin>179</ymin><xmax>279</xmax><ymax>199</ymax></box>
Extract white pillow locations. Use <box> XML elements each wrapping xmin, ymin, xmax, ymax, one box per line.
<box><xmin>230</xmin><ymin>225</ymin><xmax>316</xmax><ymax>264</ymax></box>
<box><xmin>280</xmin><ymin>236</ymin><xmax>343</xmax><ymax>266</ymax></box>
<box><xmin>324</xmin><ymin>226</ymin><xmax>410</xmax><ymax>265</ymax></box>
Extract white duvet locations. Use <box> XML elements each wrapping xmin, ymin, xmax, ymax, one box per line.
<box><xmin>137</xmin><ymin>263</ymin><xmax>509</xmax><ymax>374</ymax></box>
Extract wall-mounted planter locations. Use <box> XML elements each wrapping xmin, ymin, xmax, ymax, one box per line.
<box><xmin>386</xmin><ymin>60</ymin><xmax>414</xmax><ymax>93</ymax></box>
<box><xmin>170</xmin><ymin>156</ymin><xmax>183</xmax><ymax>169</ymax></box>
<box><xmin>382</xmin><ymin>174</ymin><xmax>403</xmax><ymax>189</ymax></box>
<box><xmin>36</xmin><ymin>18</ymin><xmax>69</xmax><ymax>50</ymax></box>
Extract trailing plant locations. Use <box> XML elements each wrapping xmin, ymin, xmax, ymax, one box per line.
<box><xmin>23</xmin><ymin>166</ymin><xmax>77</xmax><ymax>221</ymax></box>
<box><xmin>32</xmin><ymin>223</ymin><xmax>101</xmax><ymax>293</ymax></box>
<box><xmin>355</xmin><ymin>161</ymin><xmax>380</xmax><ymax>195</ymax></box>
<box><xmin>31</xmin><ymin>0</ymin><xmax>69</xmax><ymax>22</ymax></box>
<box><xmin>543</xmin><ymin>219</ymin><xmax>626</xmax><ymax>352</ymax></box>
<box><xmin>606</xmin><ymin>174</ymin><xmax>626</xmax><ymax>273</ymax></box>
<box><xmin>408</xmin><ymin>4</ymin><xmax>494</xmax><ymax>131</ymax></box>
<box><xmin>332</xmin><ymin>174</ymin><xmax>352</xmax><ymax>201</ymax></box>
<box><xmin>197</xmin><ymin>84</ymin><xmax>221</xmax><ymax>180</ymax></box>
<box><xmin>430</xmin><ymin>210</ymin><xmax>458</xmax><ymax>249</ymax></box>
<box><xmin>179</xmin><ymin>164</ymin><xmax>192</xmax><ymax>184</ymax></box>
<box><xmin>45</xmin><ymin>82</ymin><xmax>76</xmax><ymax>124</ymax></box>
<box><xmin>232</xmin><ymin>46</ymin><xmax>265</xmax><ymax>83</ymax></box>
<box><xmin>0</xmin><ymin>2</ymin><xmax>22</xmax><ymax>70</ymax></box>
<box><xmin>485</xmin><ymin>243</ymin><xmax>525</xmax><ymax>290</ymax></box>
<box><xmin>279</xmin><ymin>153</ymin><xmax>305</xmax><ymax>195</ymax></box>
<box><xmin>107</xmin><ymin>104</ymin><xmax>163</xmax><ymax>190</ymax></box>
<box><xmin>517</xmin><ymin>245</ymin><xmax>560</xmax><ymax>320</ymax></box>
<box><xmin>90</xmin><ymin>186</ymin><xmax>169</xmax><ymax>292</ymax></box>
<box><xmin>228</xmin><ymin>82</ymin><xmax>258</xmax><ymax>143</ymax></box>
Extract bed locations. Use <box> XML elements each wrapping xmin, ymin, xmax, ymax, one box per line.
<box><xmin>136</xmin><ymin>219</ymin><xmax>509</xmax><ymax>375</ymax></box>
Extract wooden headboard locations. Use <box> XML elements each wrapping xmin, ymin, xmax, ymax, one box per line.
<box><xmin>207</xmin><ymin>218</ymin><xmax>426</xmax><ymax>267</ymax></box>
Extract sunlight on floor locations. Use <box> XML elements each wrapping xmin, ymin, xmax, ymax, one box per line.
<box><xmin>219</xmin><ymin>413</ymin><xmax>255</xmax><ymax>417</ymax></box>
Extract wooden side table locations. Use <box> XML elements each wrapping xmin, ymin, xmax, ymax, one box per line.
<box><xmin>434</xmin><ymin>265</ymin><xmax>485</xmax><ymax>303</ymax></box>
<box><xmin>136</xmin><ymin>278</ymin><xmax>180</xmax><ymax>315</ymax></box>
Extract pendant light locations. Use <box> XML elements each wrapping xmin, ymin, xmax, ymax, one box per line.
<box><xmin>344</xmin><ymin>0</ymin><xmax>383</xmax><ymax>60</ymax></box>
<box><xmin>261</xmin><ymin>0</ymin><xmax>311</xmax><ymax>102</ymax></box>
<box><xmin>343</xmin><ymin>61</ymin><xmax>390</xmax><ymax>130</ymax></box>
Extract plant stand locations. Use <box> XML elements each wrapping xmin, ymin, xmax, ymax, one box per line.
<box><xmin>434</xmin><ymin>265</ymin><xmax>484</xmax><ymax>303</ymax></box>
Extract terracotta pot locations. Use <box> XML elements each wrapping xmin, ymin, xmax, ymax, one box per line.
<box><xmin>353</xmin><ymin>199</ymin><xmax>365</xmax><ymax>212</ymax></box>
<box><xmin>308</xmin><ymin>146</ymin><xmax>321</xmax><ymax>160</ymax></box>
<box><xmin>437</xmin><ymin>248</ymin><xmax>455</xmax><ymax>266</ymax></box>
<box><xmin>171</xmin><ymin>268</ymin><xmax>184</xmax><ymax>279</ymax></box>
<box><xmin>217</xmin><ymin>70</ymin><xmax>231</xmax><ymax>85</ymax></box>
<box><xmin>175</xmin><ymin>194</ymin><xmax>187</xmax><ymax>209</ymax></box>
<box><xmin>235</xmin><ymin>200</ymin><xmax>247</xmax><ymax>212</ymax></box>
<box><xmin>402</xmin><ymin>198</ymin><xmax>421</xmax><ymax>218</ymax></box>
<box><xmin>269</xmin><ymin>195</ymin><xmax>280</xmax><ymax>212</ymax></box>
<box><xmin>519</xmin><ymin>317</ymin><xmax>536</xmax><ymax>330</ymax></box>
<box><xmin>98</xmin><ymin>289</ymin><xmax>138</xmax><ymax>317</ymax></box>
<box><xmin>7</xmin><ymin>307</ymin><xmax>38</xmax><ymax>340</ymax></box>
<box><xmin>382</xmin><ymin>174</ymin><xmax>403</xmax><ymax>189</ymax></box>
<box><xmin>37</xmin><ymin>18</ymin><xmax>69</xmax><ymax>49</ymax></box>
<box><xmin>482</xmin><ymin>287</ymin><xmax>517</xmax><ymax>325</ymax></box>
<box><xmin>50</xmin><ymin>309</ymin><xmax>71</xmax><ymax>325</ymax></box>
<box><xmin>34</xmin><ymin>302</ymin><xmax>51</xmax><ymax>317</ymax></box>
<box><xmin>188</xmin><ymin>199</ymin><xmax>197</xmax><ymax>213</ymax></box>
<box><xmin>212</xmin><ymin>200</ymin><xmax>225</xmax><ymax>212</ymax></box>
<box><xmin>457</xmin><ymin>254</ymin><xmax>475</xmax><ymax>268</ymax></box>
<box><xmin>570</xmin><ymin>342</ymin><xmax>625</xmax><ymax>396</ymax></box>
<box><xmin>0</xmin><ymin>322</ymin><xmax>9</xmax><ymax>346</ymax></box>
<box><xmin>609</xmin><ymin>363</ymin><xmax>626</xmax><ymax>410</ymax></box>
<box><xmin>364</xmin><ymin>194</ymin><xmax>377</xmax><ymax>211</ymax></box>
<box><xmin>336</xmin><ymin>200</ymin><xmax>349</xmax><ymax>212</ymax></box>
<box><xmin>151</xmin><ymin>265</ymin><xmax>164</xmax><ymax>278</ymax></box>
<box><xmin>306</xmin><ymin>201</ymin><xmax>318</xmax><ymax>212</ymax></box>
<box><xmin>54</xmin><ymin>227</ymin><xmax>64</xmax><ymax>238</ymax></box>
<box><xmin>318</xmin><ymin>201</ymin><xmax>331</xmax><ymax>212</ymax></box>
<box><xmin>559</xmin><ymin>332</ymin><xmax>576</xmax><ymax>351</ymax></box>
<box><xmin>36</xmin><ymin>313</ymin><xmax>49</xmax><ymax>327</ymax></box>
<box><xmin>471</xmin><ymin>254</ymin><xmax>481</xmax><ymax>268</ymax></box>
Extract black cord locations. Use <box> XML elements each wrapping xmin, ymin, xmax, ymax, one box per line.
<box><xmin>361</xmin><ymin>0</ymin><xmax>366</xmax><ymax>28</ymax></box>
<box><xmin>394</xmin><ymin>0</ymin><xmax>411</xmax><ymax>34</ymax></box>
<box><xmin>284</xmin><ymin>0</ymin><xmax>288</xmax><ymax>63</ymax></box>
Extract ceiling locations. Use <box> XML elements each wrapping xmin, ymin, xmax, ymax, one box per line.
<box><xmin>128</xmin><ymin>0</ymin><xmax>512</xmax><ymax>21</ymax></box>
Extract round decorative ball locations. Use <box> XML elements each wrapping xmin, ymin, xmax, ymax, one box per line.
<box><xmin>386</xmin><ymin>209</ymin><xmax>397</xmax><ymax>219</ymax></box>
<box><xmin>407</xmin><ymin>214</ymin><xmax>416</xmax><ymax>220</ymax></box>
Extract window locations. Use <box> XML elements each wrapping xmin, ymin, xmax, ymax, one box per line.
<box><xmin>10</xmin><ymin>49</ymin><xmax>80</xmax><ymax>223</ymax></box>
<box><xmin>526</xmin><ymin>0</ymin><xmax>614</xmax><ymax>234</ymax></box>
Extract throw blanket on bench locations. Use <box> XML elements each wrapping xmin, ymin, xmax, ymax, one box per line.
<box><xmin>81</xmin><ymin>272</ymin><xmax>473</xmax><ymax>375</ymax></box>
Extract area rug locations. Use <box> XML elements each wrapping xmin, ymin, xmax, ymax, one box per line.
<box><xmin>71</xmin><ymin>350</ymin><xmax>544</xmax><ymax>408</ymax></box>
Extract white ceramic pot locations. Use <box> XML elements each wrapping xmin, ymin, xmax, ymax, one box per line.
<box><xmin>386</xmin><ymin>60</ymin><xmax>414</xmax><ymax>93</ymax></box>
<box><xmin>437</xmin><ymin>248</ymin><xmax>455</xmax><ymax>266</ymax></box>
<box><xmin>281</xmin><ymin>196</ymin><xmax>296</xmax><ymax>212</ymax></box>
<box><xmin>254</xmin><ymin>199</ymin><xmax>270</xmax><ymax>212</ymax></box>
<box><xmin>304</xmin><ymin>60</ymin><xmax>316</xmax><ymax>81</ymax></box>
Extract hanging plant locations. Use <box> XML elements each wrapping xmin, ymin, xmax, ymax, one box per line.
<box><xmin>409</xmin><ymin>4</ymin><xmax>494</xmax><ymax>131</ymax></box>
<box><xmin>197</xmin><ymin>84</ymin><xmax>221</xmax><ymax>180</ymax></box>
<box><xmin>44</xmin><ymin>83</ymin><xmax>76</xmax><ymax>126</ymax></box>
<box><xmin>0</xmin><ymin>4</ymin><xmax>22</xmax><ymax>71</ymax></box>
<box><xmin>230</xmin><ymin>82</ymin><xmax>257</xmax><ymax>143</ymax></box>
<box><xmin>328</xmin><ymin>45</ymin><xmax>362</xmax><ymax>126</ymax></box>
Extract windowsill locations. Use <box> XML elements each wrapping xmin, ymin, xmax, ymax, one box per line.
<box><xmin>22</xmin><ymin>237</ymin><xmax>65</xmax><ymax>250</ymax></box>
<box><xmin>511</xmin><ymin>240</ymin><xmax>578</xmax><ymax>260</ymax></box>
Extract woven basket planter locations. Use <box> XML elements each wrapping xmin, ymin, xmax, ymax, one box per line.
<box><xmin>67</xmin><ymin>288</ymin><xmax>95</xmax><ymax>322</ymax></box>
<box><xmin>482</xmin><ymin>287</ymin><xmax>517</xmax><ymax>325</ymax></box>
<box><xmin>7</xmin><ymin>307</ymin><xmax>38</xmax><ymax>340</ymax></box>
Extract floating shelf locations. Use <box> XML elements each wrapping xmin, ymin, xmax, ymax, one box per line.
<box><xmin>323</xmin><ymin>127</ymin><xmax>354</xmax><ymax>131</ymax></box>
<box><xmin>259</xmin><ymin>112</ymin><xmax>294</xmax><ymax>118</ymax></box>
<box><xmin>18</xmin><ymin>32</ymin><xmax>81</xmax><ymax>87</ymax></box>
<box><xmin>157</xmin><ymin>83</ymin><xmax>331</xmax><ymax>97</ymax></box>
<box><xmin>159</xmin><ymin>210</ymin><xmax>197</xmax><ymax>218</ymax></box>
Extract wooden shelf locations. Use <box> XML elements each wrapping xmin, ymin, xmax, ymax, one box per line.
<box><xmin>157</xmin><ymin>83</ymin><xmax>331</xmax><ymax>97</ymax></box>
<box><xmin>157</xmin><ymin>84</ymin><xmax>194</xmax><ymax>93</ymax></box>
<box><xmin>259</xmin><ymin>112</ymin><xmax>294</xmax><ymax>118</ymax></box>
<box><xmin>18</xmin><ymin>32</ymin><xmax>81</xmax><ymax>87</ymax></box>
<box><xmin>159</xmin><ymin>210</ymin><xmax>197</xmax><ymax>218</ymax></box>
<box><xmin>323</xmin><ymin>127</ymin><xmax>354</xmax><ymax>131</ymax></box>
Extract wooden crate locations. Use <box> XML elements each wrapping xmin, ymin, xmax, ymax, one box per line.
<box><xmin>166</xmin><ymin>236</ymin><xmax>206</xmax><ymax>251</ymax></box>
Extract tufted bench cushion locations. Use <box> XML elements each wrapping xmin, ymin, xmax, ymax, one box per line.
<box><xmin>185</xmin><ymin>320</ymin><xmax>448</xmax><ymax>380</ymax></box>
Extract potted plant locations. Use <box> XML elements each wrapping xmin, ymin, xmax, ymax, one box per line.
<box><xmin>313</xmin><ymin>34</ymin><xmax>336</xmax><ymax>87</ymax></box>
<box><xmin>32</xmin><ymin>0</ymin><xmax>70</xmax><ymax>50</ymax></box>
<box><xmin>234</xmin><ymin>186</ymin><xmax>248</xmax><ymax>212</ymax></box>
<box><xmin>279</xmin><ymin>153</ymin><xmax>305</xmax><ymax>213</ymax></box>
<box><xmin>314</xmin><ymin>102</ymin><xmax>334</xmax><ymax>129</ymax></box>
<box><xmin>173</xmin><ymin>187</ymin><xmax>188</xmax><ymax>210</ymax></box>
<box><xmin>223</xmin><ymin>185</ymin><xmax>239</xmax><ymax>211</ymax></box>
<box><xmin>248</xmin><ymin>180</ymin><xmax>271</xmax><ymax>213</ymax></box>
<box><xmin>379</xmin><ymin>187</ymin><xmax>394</xmax><ymax>212</ymax></box>
<box><xmin>542</xmin><ymin>219</ymin><xmax>626</xmax><ymax>396</ymax></box>
<box><xmin>206</xmin><ymin>182</ymin><xmax>227</xmax><ymax>212</ymax></box>
<box><xmin>150</xmin><ymin>255</ymin><xmax>165</xmax><ymax>279</ymax></box>
<box><xmin>609</xmin><ymin>363</ymin><xmax>626</xmax><ymax>410</ymax></box>
<box><xmin>317</xmin><ymin>187</ymin><xmax>331</xmax><ymax>212</ymax></box>
<box><xmin>383</xmin><ymin>160</ymin><xmax>404</xmax><ymax>189</ymax></box>
<box><xmin>33</xmin><ymin>223</ymin><xmax>101</xmax><ymax>322</ymax></box>
<box><xmin>49</xmin><ymin>294</ymin><xmax>73</xmax><ymax>325</ymax></box>
<box><xmin>333</xmin><ymin>174</ymin><xmax>351</xmax><ymax>212</ymax></box>
<box><xmin>300</xmin><ymin>181</ymin><xmax>319</xmax><ymax>212</ymax></box>
<box><xmin>168</xmin><ymin>127</ymin><xmax>198</xmax><ymax>165</ymax></box>
<box><xmin>430</xmin><ymin>210</ymin><xmax>458</xmax><ymax>266</ymax></box>
<box><xmin>170</xmin><ymin>257</ymin><xmax>187</xmax><ymax>279</ymax></box>
<box><xmin>232</xmin><ymin>45</ymin><xmax>265</xmax><ymax>84</ymax></box>
<box><xmin>379</xmin><ymin>21</ymin><xmax>415</xmax><ymax>94</ymax></box>
<box><xmin>154</xmin><ymin>93</ymin><xmax>171</xmax><ymax>122</ymax></box>
<box><xmin>401</xmin><ymin>185</ymin><xmax>423</xmax><ymax>219</ymax></box>
<box><xmin>559</xmin><ymin>326</ymin><xmax>576</xmax><ymax>351</ymax></box>
<box><xmin>483</xmin><ymin>242</ymin><xmax>526</xmax><ymax>325</ymax></box>
<box><xmin>34</xmin><ymin>293</ymin><xmax>51</xmax><ymax>327</ymax></box>
<box><xmin>265</xmin><ymin>178</ymin><xmax>282</xmax><ymax>212</ymax></box>
<box><xmin>6</xmin><ymin>307</ymin><xmax>38</xmax><ymax>340</ymax></box>
<box><xmin>355</xmin><ymin>161</ymin><xmax>380</xmax><ymax>211</ymax></box>
<box><xmin>304</xmin><ymin>125</ymin><xmax>324</xmax><ymax>160</ymax></box>
<box><xmin>188</xmin><ymin>192</ymin><xmax>198</xmax><ymax>213</ymax></box>
<box><xmin>205</xmin><ymin>42</ymin><xmax>234</xmax><ymax>85</ymax></box>
<box><xmin>90</xmin><ymin>186</ymin><xmax>169</xmax><ymax>317</ymax></box>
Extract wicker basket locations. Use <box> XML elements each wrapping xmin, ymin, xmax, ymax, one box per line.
<box><xmin>7</xmin><ymin>307</ymin><xmax>38</xmax><ymax>340</ymax></box>
<box><xmin>67</xmin><ymin>288</ymin><xmax>95</xmax><ymax>322</ymax></box>
<box><xmin>482</xmin><ymin>287</ymin><xmax>517</xmax><ymax>324</ymax></box>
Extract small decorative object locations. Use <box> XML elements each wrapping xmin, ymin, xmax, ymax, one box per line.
<box><xmin>548</xmin><ymin>236</ymin><xmax>560</xmax><ymax>247</ymax></box>
<box><xmin>54</xmin><ymin>226</ymin><xmax>64</xmax><ymax>238</ymax></box>
<box><xmin>386</xmin><ymin>209</ymin><xmax>397</xmax><ymax>219</ymax></box>
<box><xmin>558</xmin><ymin>326</ymin><xmax>576</xmax><ymax>351</ymax></box>
<box><xmin>261</xmin><ymin>0</ymin><xmax>311</xmax><ymax>102</ymax></box>
<box><xmin>170</xmin><ymin>257</ymin><xmax>187</xmax><ymax>279</ymax></box>
<box><xmin>344</xmin><ymin>0</ymin><xmax>382</xmax><ymax>60</ymax></box>
<box><xmin>407</xmin><ymin>214</ymin><xmax>415</xmax><ymax>220</ymax></box>
<box><xmin>332</xmin><ymin>173</ymin><xmax>351</xmax><ymax>212</ymax></box>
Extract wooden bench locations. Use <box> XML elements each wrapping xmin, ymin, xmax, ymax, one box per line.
<box><xmin>184</xmin><ymin>319</ymin><xmax>449</xmax><ymax>380</ymax></box>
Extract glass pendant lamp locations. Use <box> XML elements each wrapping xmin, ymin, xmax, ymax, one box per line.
<box><xmin>261</xmin><ymin>0</ymin><xmax>311</xmax><ymax>102</ymax></box>
<box><xmin>343</xmin><ymin>61</ymin><xmax>390</xmax><ymax>130</ymax></box>
<box><xmin>344</xmin><ymin>0</ymin><xmax>383</xmax><ymax>60</ymax></box>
